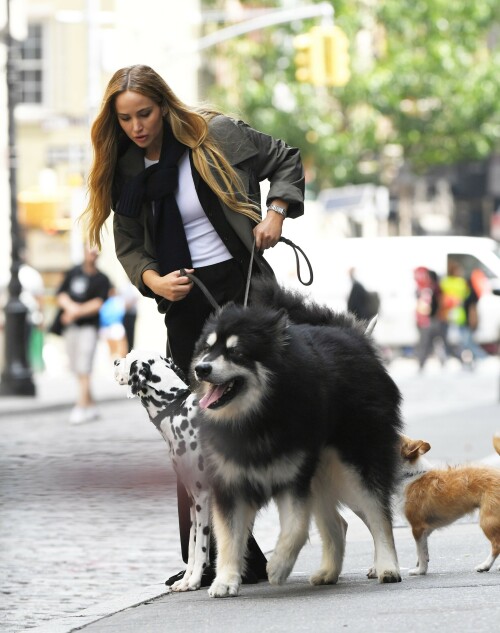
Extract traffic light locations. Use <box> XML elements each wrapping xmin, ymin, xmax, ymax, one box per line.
<box><xmin>293</xmin><ymin>25</ymin><xmax>351</xmax><ymax>87</ymax></box>
<box><xmin>327</xmin><ymin>25</ymin><xmax>351</xmax><ymax>87</ymax></box>
<box><xmin>294</xmin><ymin>28</ymin><xmax>326</xmax><ymax>86</ymax></box>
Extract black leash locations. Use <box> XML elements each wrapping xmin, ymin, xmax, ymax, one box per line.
<box><xmin>279</xmin><ymin>236</ymin><xmax>314</xmax><ymax>287</ymax></box>
<box><xmin>179</xmin><ymin>268</ymin><xmax>220</xmax><ymax>311</ymax></box>
<box><xmin>181</xmin><ymin>236</ymin><xmax>314</xmax><ymax>310</ymax></box>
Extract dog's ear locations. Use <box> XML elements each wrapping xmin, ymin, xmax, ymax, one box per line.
<box><xmin>400</xmin><ymin>435</ymin><xmax>431</xmax><ymax>460</ymax></box>
<box><xmin>127</xmin><ymin>360</ymin><xmax>149</xmax><ymax>398</ymax></box>
<box><xmin>268</xmin><ymin>307</ymin><xmax>289</xmax><ymax>340</ymax></box>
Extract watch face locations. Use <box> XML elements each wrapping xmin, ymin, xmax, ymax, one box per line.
<box><xmin>269</xmin><ymin>204</ymin><xmax>286</xmax><ymax>216</ymax></box>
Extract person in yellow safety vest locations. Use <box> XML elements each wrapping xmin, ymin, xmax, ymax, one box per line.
<box><xmin>439</xmin><ymin>259</ymin><xmax>487</xmax><ymax>368</ymax></box>
<box><xmin>439</xmin><ymin>260</ymin><xmax>470</xmax><ymax>327</ymax></box>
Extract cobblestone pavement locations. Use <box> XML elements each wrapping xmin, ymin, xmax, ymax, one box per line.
<box><xmin>1</xmin><ymin>399</ymin><xmax>184</xmax><ymax>632</ymax></box>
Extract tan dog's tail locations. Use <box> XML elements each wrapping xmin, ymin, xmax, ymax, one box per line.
<box><xmin>493</xmin><ymin>433</ymin><xmax>500</xmax><ymax>456</ymax></box>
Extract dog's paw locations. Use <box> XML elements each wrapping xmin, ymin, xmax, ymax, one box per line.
<box><xmin>309</xmin><ymin>567</ymin><xmax>340</xmax><ymax>586</ymax></box>
<box><xmin>208</xmin><ymin>578</ymin><xmax>240</xmax><ymax>598</ymax></box>
<box><xmin>474</xmin><ymin>563</ymin><xmax>490</xmax><ymax>573</ymax></box>
<box><xmin>266</xmin><ymin>555</ymin><xmax>294</xmax><ymax>585</ymax></box>
<box><xmin>378</xmin><ymin>568</ymin><xmax>402</xmax><ymax>583</ymax></box>
<box><xmin>409</xmin><ymin>566</ymin><xmax>426</xmax><ymax>576</ymax></box>
<box><xmin>366</xmin><ymin>566</ymin><xmax>378</xmax><ymax>579</ymax></box>
<box><xmin>171</xmin><ymin>578</ymin><xmax>190</xmax><ymax>592</ymax></box>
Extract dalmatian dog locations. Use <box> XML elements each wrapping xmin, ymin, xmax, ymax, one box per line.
<box><xmin>114</xmin><ymin>350</ymin><xmax>211</xmax><ymax>592</ymax></box>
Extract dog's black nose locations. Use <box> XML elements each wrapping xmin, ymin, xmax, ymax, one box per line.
<box><xmin>114</xmin><ymin>359</ymin><xmax>121</xmax><ymax>366</ymax></box>
<box><xmin>195</xmin><ymin>362</ymin><xmax>212</xmax><ymax>379</ymax></box>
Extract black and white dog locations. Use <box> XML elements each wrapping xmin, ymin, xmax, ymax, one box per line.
<box><xmin>191</xmin><ymin>279</ymin><xmax>404</xmax><ymax>598</ymax></box>
<box><xmin>114</xmin><ymin>351</ymin><xmax>211</xmax><ymax>592</ymax></box>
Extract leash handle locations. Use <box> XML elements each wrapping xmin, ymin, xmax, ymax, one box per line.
<box><xmin>179</xmin><ymin>233</ymin><xmax>313</xmax><ymax>312</ymax></box>
<box><xmin>279</xmin><ymin>236</ymin><xmax>314</xmax><ymax>286</ymax></box>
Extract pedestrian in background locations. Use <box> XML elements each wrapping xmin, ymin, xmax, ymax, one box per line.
<box><xmin>54</xmin><ymin>244</ymin><xmax>111</xmax><ymax>424</ymax></box>
<box><xmin>461</xmin><ymin>273</ymin><xmax>488</xmax><ymax>366</ymax></box>
<box><xmin>82</xmin><ymin>64</ymin><xmax>305</xmax><ymax>587</ymax></box>
<box><xmin>347</xmin><ymin>267</ymin><xmax>380</xmax><ymax>321</ymax></box>
<box><xmin>119</xmin><ymin>281</ymin><xmax>140</xmax><ymax>352</ymax></box>
<box><xmin>18</xmin><ymin>258</ymin><xmax>46</xmax><ymax>372</ymax></box>
<box><xmin>99</xmin><ymin>288</ymin><xmax>129</xmax><ymax>361</ymax></box>
<box><xmin>414</xmin><ymin>267</ymin><xmax>445</xmax><ymax>370</ymax></box>
<box><xmin>438</xmin><ymin>259</ymin><xmax>470</xmax><ymax>366</ymax></box>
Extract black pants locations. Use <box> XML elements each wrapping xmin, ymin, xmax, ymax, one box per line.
<box><xmin>165</xmin><ymin>259</ymin><xmax>267</xmax><ymax>576</ymax></box>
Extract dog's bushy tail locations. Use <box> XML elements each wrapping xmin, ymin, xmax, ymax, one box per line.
<box><xmin>249</xmin><ymin>277</ymin><xmax>366</xmax><ymax>332</ymax></box>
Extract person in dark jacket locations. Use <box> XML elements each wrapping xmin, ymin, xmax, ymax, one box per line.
<box><xmin>82</xmin><ymin>65</ymin><xmax>305</xmax><ymax>587</ymax></box>
<box><xmin>347</xmin><ymin>267</ymin><xmax>380</xmax><ymax>321</ymax></box>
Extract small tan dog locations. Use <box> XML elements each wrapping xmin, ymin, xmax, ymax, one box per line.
<box><xmin>399</xmin><ymin>433</ymin><xmax>500</xmax><ymax>575</ymax></box>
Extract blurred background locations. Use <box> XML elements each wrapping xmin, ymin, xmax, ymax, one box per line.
<box><xmin>1</xmin><ymin>0</ymin><xmax>500</xmax><ymax>387</ymax></box>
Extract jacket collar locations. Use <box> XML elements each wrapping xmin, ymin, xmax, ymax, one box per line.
<box><xmin>117</xmin><ymin>114</ymin><xmax>259</xmax><ymax>177</ymax></box>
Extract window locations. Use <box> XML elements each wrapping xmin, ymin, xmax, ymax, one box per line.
<box><xmin>18</xmin><ymin>23</ymin><xmax>44</xmax><ymax>105</ymax></box>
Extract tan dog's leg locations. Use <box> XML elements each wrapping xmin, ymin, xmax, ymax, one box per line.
<box><xmin>409</xmin><ymin>527</ymin><xmax>430</xmax><ymax>575</ymax></box>
<box><xmin>475</xmin><ymin>505</ymin><xmax>500</xmax><ymax>572</ymax></box>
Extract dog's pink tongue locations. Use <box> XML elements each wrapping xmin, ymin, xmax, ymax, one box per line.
<box><xmin>199</xmin><ymin>384</ymin><xmax>225</xmax><ymax>410</ymax></box>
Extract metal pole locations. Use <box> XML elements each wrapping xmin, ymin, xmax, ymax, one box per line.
<box><xmin>0</xmin><ymin>0</ymin><xmax>35</xmax><ymax>397</ymax></box>
<box><xmin>189</xmin><ymin>2</ymin><xmax>334</xmax><ymax>52</ymax></box>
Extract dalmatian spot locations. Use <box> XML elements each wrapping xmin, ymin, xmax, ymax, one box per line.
<box><xmin>176</xmin><ymin>440</ymin><xmax>186</xmax><ymax>456</ymax></box>
<box><xmin>190</xmin><ymin>441</ymin><xmax>198</xmax><ymax>451</ymax></box>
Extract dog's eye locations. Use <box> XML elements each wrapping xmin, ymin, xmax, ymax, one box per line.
<box><xmin>229</xmin><ymin>346</ymin><xmax>244</xmax><ymax>359</ymax></box>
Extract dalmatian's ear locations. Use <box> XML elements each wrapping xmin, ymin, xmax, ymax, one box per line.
<box><xmin>127</xmin><ymin>360</ymin><xmax>149</xmax><ymax>398</ymax></box>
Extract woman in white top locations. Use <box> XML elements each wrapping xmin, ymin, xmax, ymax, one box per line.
<box><xmin>83</xmin><ymin>64</ymin><xmax>305</xmax><ymax>587</ymax></box>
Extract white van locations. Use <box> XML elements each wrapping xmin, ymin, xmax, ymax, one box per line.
<box><xmin>267</xmin><ymin>234</ymin><xmax>500</xmax><ymax>350</ymax></box>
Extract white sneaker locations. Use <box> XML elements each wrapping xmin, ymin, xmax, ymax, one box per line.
<box><xmin>85</xmin><ymin>406</ymin><xmax>100</xmax><ymax>421</ymax></box>
<box><xmin>69</xmin><ymin>406</ymin><xmax>100</xmax><ymax>425</ymax></box>
<box><xmin>69</xmin><ymin>406</ymin><xmax>88</xmax><ymax>425</ymax></box>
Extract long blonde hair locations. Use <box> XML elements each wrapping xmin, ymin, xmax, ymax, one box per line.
<box><xmin>83</xmin><ymin>64</ymin><xmax>261</xmax><ymax>249</ymax></box>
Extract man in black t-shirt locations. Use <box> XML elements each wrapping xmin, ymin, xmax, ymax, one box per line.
<box><xmin>55</xmin><ymin>245</ymin><xmax>111</xmax><ymax>424</ymax></box>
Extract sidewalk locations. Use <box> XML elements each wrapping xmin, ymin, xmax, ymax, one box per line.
<box><xmin>4</xmin><ymin>354</ymin><xmax>500</xmax><ymax>633</ymax></box>
<box><xmin>24</xmin><ymin>514</ymin><xmax>500</xmax><ymax>633</ymax></box>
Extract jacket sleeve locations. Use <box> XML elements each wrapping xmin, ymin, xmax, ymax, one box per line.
<box><xmin>113</xmin><ymin>212</ymin><xmax>159</xmax><ymax>298</ymax></box>
<box><xmin>236</xmin><ymin>120</ymin><xmax>305</xmax><ymax>219</ymax></box>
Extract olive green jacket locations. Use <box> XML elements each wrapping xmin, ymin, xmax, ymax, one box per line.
<box><xmin>113</xmin><ymin>114</ymin><xmax>305</xmax><ymax>310</ymax></box>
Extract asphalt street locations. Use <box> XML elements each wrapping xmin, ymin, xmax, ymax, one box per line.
<box><xmin>1</xmin><ymin>355</ymin><xmax>500</xmax><ymax>633</ymax></box>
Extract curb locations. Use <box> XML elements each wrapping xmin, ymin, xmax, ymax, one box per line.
<box><xmin>22</xmin><ymin>583</ymin><xmax>170</xmax><ymax>633</ymax></box>
<box><xmin>0</xmin><ymin>394</ymin><xmax>123</xmax><ymax>418</ymax></box>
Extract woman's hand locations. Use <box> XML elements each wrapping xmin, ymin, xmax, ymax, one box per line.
<box><xmin>253</xmin><ymin>211</ymin><xmax>284</xmax><ymax>250</ymax></box>
<box><xmin>143</xmin><ymin>269</ymin><xmax>194</xmax><ymax>302</ymax></box>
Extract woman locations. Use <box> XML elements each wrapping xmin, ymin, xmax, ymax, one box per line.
<box><xmin>83</xmin><ymin>64</ymin><xmax>305</xmax><ymax>586</ymax></box>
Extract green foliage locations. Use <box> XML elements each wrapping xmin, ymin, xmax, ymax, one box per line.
<box><xmin>203</xmin><ymin>0</ymin><xmax>500</xmax><ymax>189</ymax></box>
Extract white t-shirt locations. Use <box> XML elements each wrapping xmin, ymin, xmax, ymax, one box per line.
<box><xmin>145</xmin><ymin>153</ymin><xmax>232</xmax><ymax>268</ymax></box>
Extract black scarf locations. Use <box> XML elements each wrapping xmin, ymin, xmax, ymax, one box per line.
<box><xmin>114</xmin><ymin>124</ymin><xmax>192</xmax><ymax>275</ymax></box>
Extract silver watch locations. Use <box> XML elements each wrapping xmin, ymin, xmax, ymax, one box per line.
<box><xmin>267</xmin><ymin>203</ymin><xmax>287</xmax><ymax>218</ymax></box>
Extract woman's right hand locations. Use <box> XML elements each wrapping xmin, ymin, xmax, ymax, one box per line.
<box><xmin>143</xmin><ymin>269</ymin><xmax>194</xmax><ymax>302</ymax></box>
